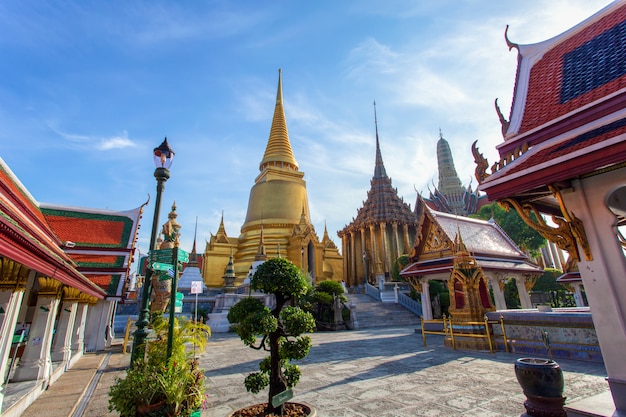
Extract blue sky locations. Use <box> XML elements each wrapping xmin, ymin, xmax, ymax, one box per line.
<box><xmin>0</xmin><ymin>0</ymin><xmax>614</xmax><ymax>257</ymax></box>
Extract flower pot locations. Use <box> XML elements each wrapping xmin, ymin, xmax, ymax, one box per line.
<box><xmin>514</xmin><ymin>358</ymin><xmax>565</xmax><ymax>417</ymax></box>
<box><xmin>228</xmin><ymin>402</ymin><xmax>316</xmax><ymax>417</ymax></box>
<box><xmin>136</xmin><ymin>401</ymin><xmax>166</xmax><ymax>416</ymax></box>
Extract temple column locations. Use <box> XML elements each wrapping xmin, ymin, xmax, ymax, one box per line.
<box><xmin>420</xmin><ymin>278</ymin><xmax>433</xmax><ymax>320</ymax></box>
<box><xmin>12</xmin><ymin>277</ymin><xmax>62</xmax><ymax>383</ymax></box>
<box><xmin>70</xmin><ymin>296</ymin><xmax>90</xmax><ymax>366</ymax></box>
<box><xmin>392</xmin><ymin>222</ymin><xmax>400</xmax><ymax>259</ymax></box>
<box><xmin>488</xmin><ymin>273</ymin><xmax>507</xmax><ymax>311</ymax></box>
<box><xmin>340</xmin><ymin>234</ymin><xmax>348</xmax><ymax>285</ymax></box>
<box><xmin>514</xmin><ymin>275</ymin><xmax>533</xmax><ymax>309</ymax></box>
<box><xmin>51</xmin><ymin>287</ymin><xmax>81</xmax><ymax>365</ymax></box>
<box><xmin>0</xmin><ymin>288</ymin><xmax>25</xmax><ymax>387</ymax></box>
<box><xmin>349</xmin><ymin>232</ymin><xmax>357</xmax><ymax>287</ymax></box>
<box><xmin>572</xmin><ymin>283</ymin><xmax>586</xmax><ymax>307</ymax></box>
<box><xmin>561</xmin><ymin>174</ymin><xmax>626</xmax><ymax>410</ymax></box>
<box><xmin>380</xmin><ymin>222</ymin><xmax>388</xmax><ymax>275</ymax></box>
<box><xmin>84</xmin><ymin>299</ymin><xmax>114</xmax><ymax>352</ymax></box>
<box><xmin>403</xmin><ymin>224</ymin><xmax>410</xmax><ymax>255</ymax></box>
<box><xmin>548</xmin><ymin>242</ymin><xmax>563</xmax><ymax>270</ymax></box>
<box><xmin>369</xmin><ymin>224</ymin><xmax>379</xmax><ymax>284</ymax></box>
<box><xmin>360</xmin><ymin>228</ymin><xmax>367</xmax><ymax>285</ymax></box>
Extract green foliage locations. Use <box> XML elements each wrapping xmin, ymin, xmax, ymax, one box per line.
<box><xmin>311</xmin><ymin>291</ymin><xmax>333</xmax><ymax>304</ymax></box>
<box><xmin>316</xmin><ymin>280</ymin><xmax>346</xmax><ymax>297</ymax></box>
<box><xmin>228</xmin><ymin>257</ymin><xmax>315</xmax><ymax>415</ymax></box>
<box><xmin>532</xmin><ymin>268</ymin><xmax>563</xmax><ymax>292</ymax></box>
<box><xmin>228</xmin><ymin>297</ymin><xmax>276</xmax><ymax>346</ymax></box>
<box><xmin>109</xmin><ymin>314</ymin><xmax>210</xmax><ymax>416</ymax></box>
<box><xmin>472</xmin><ymin>202</ymin><xmax>546</xmax><ymax>256</ymax></box>
<box><xmin>303</xmin><ymin>280</ymin><xmax>349</xmax><ymax>328</ymax></box>
<box><xmin>244</xmin><ymin>372</ymin><xmax>269</xmax><ymax>394</ymax></box>
<box><xmin>251</xmin><ymin>257</ymin><xmax>310</xmax><ymax>298</ymax></box>
<box><xmin>504</xmin><ymin>278</ymin><xmax>521</xmax><ymax>309</ymax></box>
<box><xmin>392</xmin><ymin>254</ymin><xmax>411</xmax><ymax>281</ymax></box>
<box><xmin>427</xmin><ymin>280</ymin><xmax>450</xmax><ymax>317</ymax></box>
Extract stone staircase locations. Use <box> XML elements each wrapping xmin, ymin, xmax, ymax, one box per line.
<box><xmin>347</xmin><ymin>293</ymin><xmax>421</xmax><ymax>329</ymax></box>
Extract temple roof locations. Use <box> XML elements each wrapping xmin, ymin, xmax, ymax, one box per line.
<box><xmin>431</xmin><ymin>211</ymin><xmax>526</xmax><ymax>259</ymax></box>
<box><xmin>41</xmin><ymin>202</ymin><xmax>145</xmax><ymax>299</ymax></box>
<box><xmin>340</xmin><ymin>113</ymin><xmax>416</xmax><ymax>233</ymax></box>
<box><xmin>401</xmin><ymin>208</ymin><xmax>542</xmax><ymax>277</ymax></box>
<box><xmin>479</xmin><ymin>1</ymin><xmax>626</xmax><ymax>201</ymax></box>
<box><xmin>259</xmin><ymin>69</ymin><xmax>299</xmax><ymax>172</ymax></box>
<box><xmin>0</xmin><ymin>158</ymin><xmax>106</xmax><ymax>298</ymax></box>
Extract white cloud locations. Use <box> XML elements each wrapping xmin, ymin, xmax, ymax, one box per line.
<box><xmin>98</xmin><ymin>135</ymin><xmax>136</xmax><ymax>150</ymax></box>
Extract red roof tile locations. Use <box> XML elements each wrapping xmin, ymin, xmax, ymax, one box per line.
<box><xmin>44</xmin><ymin>214</ymin><xmax>127</xmax><ymax>246</ymax></box>
<box><xmin>518</xmin><ymin>4</ymin><xmax>626</xmax><ymax>135</ymax></box>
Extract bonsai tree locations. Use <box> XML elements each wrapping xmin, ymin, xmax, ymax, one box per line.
<box><xmin>227</xmin><ymin>257</ymin><xmax>316</xmax><ymax>415</ymax></box>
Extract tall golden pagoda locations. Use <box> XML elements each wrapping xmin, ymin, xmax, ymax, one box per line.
<box><xmin>202</xmin><ymin>70</ymin><xmax>343</xmax><ymax>287</ymax></box>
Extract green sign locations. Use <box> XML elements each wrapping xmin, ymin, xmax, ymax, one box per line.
<box><xmin>271</xmin><ymin>388</ymin><xmax>293</xmax><ymax>408</ymax></box>
<box><xmin>177</xmin><ymin>249</ymin><xmax>189</xmax><ymax>262</ymax></box>
<box><xmin>175</xmin><ymin>292</ymin><xmax>184</xmax><ymax>300</ymax></box>
<box><xmin>150</xmin><ymin>248</ymin><xmax>174</xmax><ymax>263</ymax></box>
<box><xmin>152</xmin><ymin>262</ymin><xmax>173</xmax><ymax>271</ymax></box>
<box><xmin>150</xmin><ymin>248</ymin><xmax>189</xmax><ymax>263</ymax></box>
<box><xmin>174</xmin><ymin>300</ymin><xmax>183</xmax><ymax>308</ymax></box>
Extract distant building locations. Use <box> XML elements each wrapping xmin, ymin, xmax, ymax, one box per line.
<box><xmin>424</xmin><ymin>131</ymin><xmax>486</xmax><ymax>216</ymax></box>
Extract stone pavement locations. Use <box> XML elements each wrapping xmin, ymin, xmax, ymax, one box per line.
<box><xmin>17</xmin><ymin>326</ymin><xmax>610</xmax><ymax>417</ymax></box>
<box><xmin>202</xmin><ymin>326</ymin><xmax>609</xmax><ymax>417</ymax></box>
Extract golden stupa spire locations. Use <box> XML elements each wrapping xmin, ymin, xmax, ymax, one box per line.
<box><xmin>259</xmin><ymin>69</ymin><xmax>298</xmax><ymax>172</ymax></box>
<box><xmin>214</xmin><ymin>211</ymin><xmax>229</xmax><ymax>243</ymax></box>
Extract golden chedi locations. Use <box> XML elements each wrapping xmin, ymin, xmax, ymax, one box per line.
<box><xmin>202</xmin><ymin>70</ymin><xmax>343</xmax><ymax>288</ymax></box>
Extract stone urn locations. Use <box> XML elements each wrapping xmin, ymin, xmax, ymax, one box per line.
<box><xmin>514</xmin><ymin>358</ymin><xmax>566</xmax><ymax>417</ymax></box>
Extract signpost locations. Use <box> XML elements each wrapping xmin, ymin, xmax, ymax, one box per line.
<box><xmin>174</xmin><ymin>292</ymin><xmax>183</xmax><ymax>313</ymax></box>
<box><xmin>271</xmin><ymin>388</ymin><xmax>293</xmax><ymax>408</ymax></box>
<box><xmin>152</xmin><ymin>262</ymin><xmax>173</xmax><ymax>271</ymax></box>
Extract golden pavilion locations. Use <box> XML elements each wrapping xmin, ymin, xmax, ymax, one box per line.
<box><xmin>201</xmin><ymin>70</ymin><xmax>343</xmax><ymax>288</ymax></box>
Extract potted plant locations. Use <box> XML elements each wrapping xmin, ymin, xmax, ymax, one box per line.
<box><xmin>227</xmin><ymin>257</ymin><xmax>317</xmax><ymax>416</ymax></box>
<box><xmin>109</xmin><ymin>313</ymin><xmax>211</xmax><ymax>416</ymax></box>
<box><xmin>514</xmin><ymin>329</ymin><xmax>566</xmax><ymax>417</ymax></box>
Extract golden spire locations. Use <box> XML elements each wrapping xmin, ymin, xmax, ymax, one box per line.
<box><xmin>214</xmin><ymin>211</ymin><xmax>229</xmax><ymax>243</ymax></box>
<box><xmin>255</xmin><ymin>225</ymin><xmax>267</xmax><ymax>261</ymax></box>
<box><xmin>259</xmin><ymin>69</ymin><xmax>298</xmax><ymax>172</ymax></box>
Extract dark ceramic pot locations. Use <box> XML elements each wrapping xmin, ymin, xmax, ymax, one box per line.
<box><xmin>515</xmin><ymin>358</ymin><xmax>566</xmax><ymax>417</ymax></box>
<box><xmin>514</xmin><ymin>358</ymin><xmax>564</xmax><ymax>398</ymax></box>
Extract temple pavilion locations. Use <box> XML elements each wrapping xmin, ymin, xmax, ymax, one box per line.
<box><xmin>475</xmin><ymin>1</ymin><xmax>626</xmax><ymax>411</ymax></box>
<box><xmin>202</xmin><ymin>70</ymin><xmax>343</xmax><ymax>288</ymax></box>
<box><xmin>400</xmin><ymin>202</ymin><xmax>542</xmax><ymax>320</ymax></box>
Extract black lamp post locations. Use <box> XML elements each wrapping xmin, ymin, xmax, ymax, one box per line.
<box><xmin>130</xmin><ymin>138</ymin><xmax>175</xmax><ymax>365</ymax></box>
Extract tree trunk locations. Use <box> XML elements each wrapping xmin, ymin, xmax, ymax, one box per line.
<box><xmin>267</xmin><ymin>297</ymin><xmax>287</xmax><ymax>415</ymax></box>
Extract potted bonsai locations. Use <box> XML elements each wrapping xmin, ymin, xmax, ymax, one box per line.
<box><xmin>227</xmin><ymin>257</ymin><xmax>316</xmax><ymax>417</ymax></box>
<box><xmin>514</xmin><ymin>329</ymin><xmax>566</xmax><ymax>417</ymax></box>
<box><xmin>109</xmin><ymin>313</ymin><xmax>211</xmax><ymax>416</ymax></box>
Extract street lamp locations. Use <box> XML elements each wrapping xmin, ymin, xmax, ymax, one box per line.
<box><xmin>130</xmin><ymin>137</ymin><xmax>175</xmax><ymax>365</ymax></box>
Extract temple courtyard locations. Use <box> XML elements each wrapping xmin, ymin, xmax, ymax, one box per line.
<box><xmin>15</xmin><ymin>325</ymin><xmax>610</xmax><ymax>417</ymax></box>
